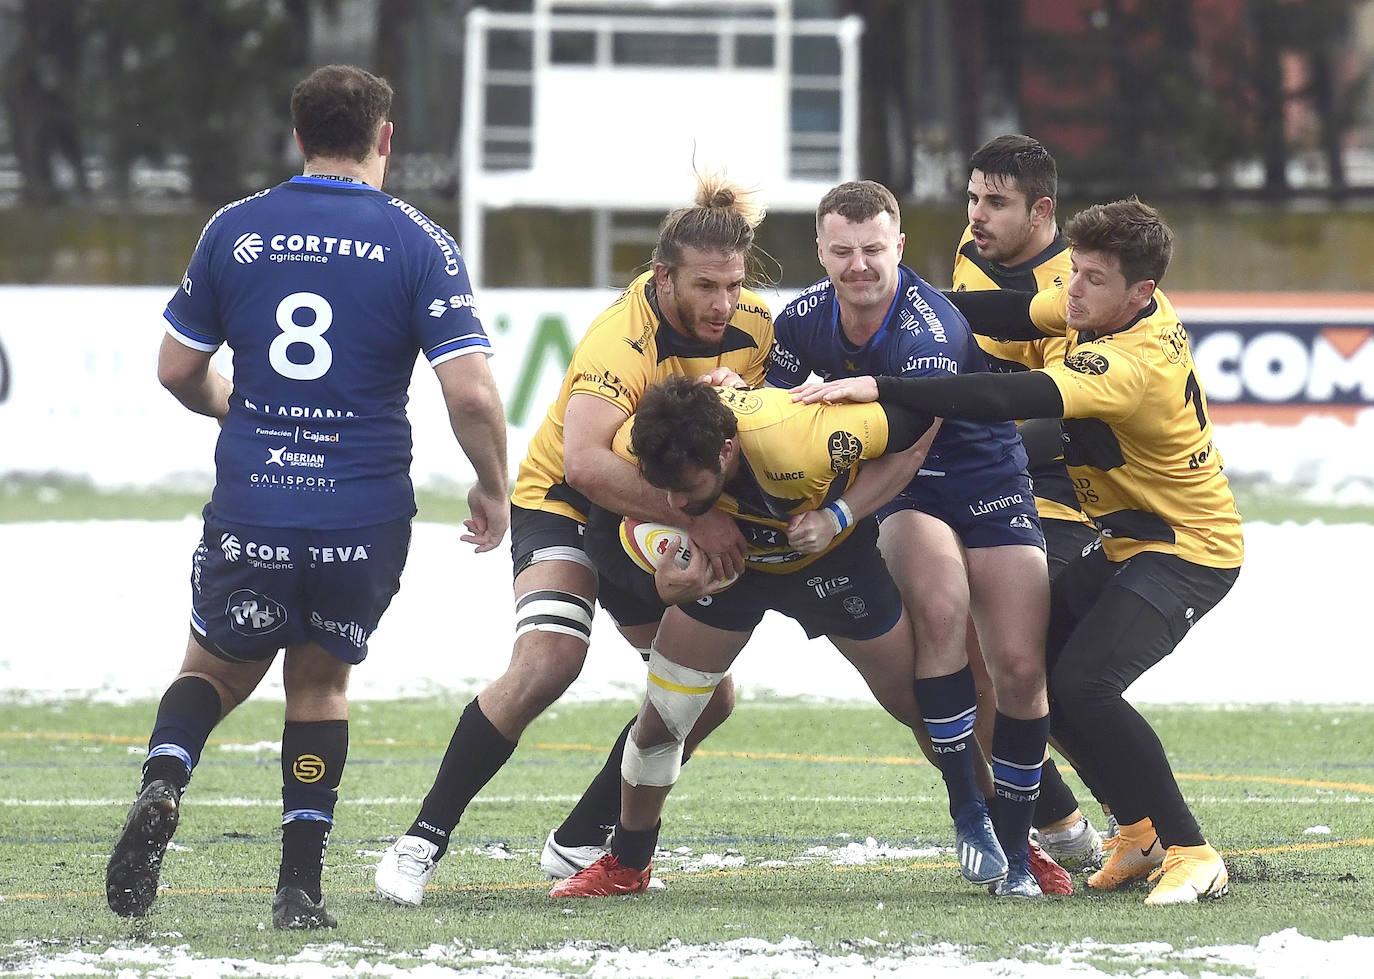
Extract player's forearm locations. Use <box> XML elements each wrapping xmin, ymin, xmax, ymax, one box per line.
<box><xmin>165</xmin><ymin>369</ymin><xmax>232</xmax><ymax>422</ymax></box>
<box><xmin>875</xmin><ymin>371</ymin><xmax>1064</xmax><ymax>421</ymax></box>
<box><xmin>447</xmin><ymin>386</ymin><xmax>509</xmax><ymax>499</ymax></box>
<box><xmin>569</xmin><ymin>448</ymin><xmax>687</xmax><ymax>525</ymax></box>
<box><xmin>841</xmin><ymin>427</ymin><xmax>936</xmax><ymax>520</ymax></box>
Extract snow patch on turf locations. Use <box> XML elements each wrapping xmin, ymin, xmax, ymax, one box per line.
<box><xmin>9</xmin><ymin>930</ymin><xmax>1374</xmax><ymax>978</ymax></box>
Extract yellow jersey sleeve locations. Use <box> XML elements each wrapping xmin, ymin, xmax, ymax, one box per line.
<box><xmin>1042</xmin><ymin>341</ymin><xmax>1149</xmax><ymax>425</ymax></box>
<box><xmin>1029</xmin><ymin>284</ymin><xmax>1069</xmax><ymax>337</ymax></box>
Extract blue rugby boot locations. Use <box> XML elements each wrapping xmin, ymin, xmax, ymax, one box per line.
<box><xmin>953</xmin><ymin>799</ymin><xmax>1008</xmax><ymax>885</ymax></box>
<box><xmin>993</xmin><ymin>845</ymin><xmax>1044</xmax><ymax>898</ymax></box>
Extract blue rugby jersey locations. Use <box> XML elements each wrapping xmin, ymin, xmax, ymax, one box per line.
<box><xmin>766</xmin><ymin>265</ymin><xmax>1026</xmax><ymax>484</ymax></box>
<box><xmin>164</xmin><ymin>175</ymin><xmax>491</xmax><ymax>529</ymax></box>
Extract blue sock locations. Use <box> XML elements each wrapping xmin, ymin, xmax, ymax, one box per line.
<box><xmin>915</xmin><ymin>667</ymin><xmax>982</xmax><ymax>816</ymax></box>
<box><xmin>990</xmin><ymin>712</ymin><xmax>1050</xmax><ymax>859</ymax></box>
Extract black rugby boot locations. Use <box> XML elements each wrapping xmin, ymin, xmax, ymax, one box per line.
<box><xmin>106</xmin><ymin>779</ymin><xmax>182</xmax><ymax>917</ymax></box>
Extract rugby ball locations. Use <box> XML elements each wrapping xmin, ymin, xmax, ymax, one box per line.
<box><xmin>618</xmin><ymin>518</ymin><xmax>740</xmax><ymax>593</ymax></box>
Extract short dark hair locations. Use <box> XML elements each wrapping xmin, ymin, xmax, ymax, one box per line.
<box><xmin>968</xmin><ymin>134</ymin><xmax>1057</xmax><ymax>209</ymax></box>
<box><xmin>1064</xmin><ymin>197</ymin><xmax>1174</xmax><ymax>286</ymax></box>
<box><xmin>291</xmin><ymin>65</ymin><xmax>393</xmax><ymax>162</ymax></box>
<box><xmin>815</xmin><ymin>180</ymin><xmax>900</xmax><ymax>235</ymax></box>
<box><xmin>630</xmin><ymin>376</ymin><xmax>738</xmax><ymax>490</ymax></box>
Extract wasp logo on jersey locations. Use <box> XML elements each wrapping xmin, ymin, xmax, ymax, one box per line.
<box><xmin>842</xmin><ymin>596</ymin><xmax>868</xmax><ymax>619</ymax></box>
<box><xmin>1066</xmin><ymin>350</ymin><xmax>1110</xmax><ymax>375</ymax></box>
<box><xmin>827</xmin><ymin>430</ymin><xmax>862</xmax><ymax>472</ymax></box>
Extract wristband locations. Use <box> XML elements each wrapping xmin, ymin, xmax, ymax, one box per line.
<box><xmin>822</xmin><ymin>499</ymin><xmax>853</xmax><ymax>536</ymax></box>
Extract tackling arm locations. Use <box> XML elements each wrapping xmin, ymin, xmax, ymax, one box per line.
<box><xmin>875</xmin><ymin>370</ymin><xmax>1064</xmax><ymax>422</ymax></box>
<box><xmin>941</xmin><ymin>289</ymin><xmax>1048</xmax><ymax>341</ymax></box>
<box><xmin>564</xmin><ymin>393</ymin><xmax>747</xmax><ymax>578</ymax></box>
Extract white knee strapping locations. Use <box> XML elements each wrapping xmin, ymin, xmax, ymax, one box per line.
<box><xmin>514</xmin><ymin>589</ymin><xmax>594</xmax><ymax>644</ymax></box>
<box><xmin>621</xmin><ymin>737</ymin><xmax>684</xmax><ymax>787</ymax></box>
<box><xmin>645</xmin><ymin>648</ymin><xmax>726</xmax><ymax>742</ymax></box>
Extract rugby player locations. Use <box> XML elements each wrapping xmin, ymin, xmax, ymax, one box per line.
<box><xmin>373</xmin><ymin>173</ymin><xmax>772</xmax><ymax>906</ymax></box>
<box><xmin>549</xmin><ymin>376</ymin><xmax>946</xmax><ymax>898</ymax></box>
<box><xmin>105</xmin><ymin>65</ymin><xmax>509</xmax><ymax>929</ymax></box>
<box><xmin>765</xmin><ymin>180</ymin><xmax>1053</xmax><ymax>897</ymax></box>
<box><xmin>795</xmin><ymin>197</ymin><xmax>1243</xmax><ymax>905</ymax></box>
<box><xmin>954</xmin><ymin>134</ymin><xmax>1107</xmax><ymax>872</ymax></box>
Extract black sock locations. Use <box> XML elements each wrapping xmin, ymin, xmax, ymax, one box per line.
<box><xmin>990</xmin><ymin>712</ymin><xmax>1050</xmax><ymax>858</ymax></box>
<box><xmin>610</xmin><ymin>820</ymin><xmax>660</xmax><ymax>871</ymax></box>
<box><xmin>554</xmin><ymin>718</ymin><xmax>634</xmax><ymax>847</ymax></box>
<box><xmin>915</xmin><ymin>667</ymin><xmax>982</xmax><ymax>817</ymax></box>
<box><xmin>279</xmin><ymin>719</ymin><xmax>348</xmax><ymax>902</ymax></box>
<box><xmin>1032</xmin><ymin>757</ymin><xmax>1081</xmax><ymax>829</ymax></box>
<box><xmin>143</xmin><ymin>675</ymin><xmax>223</xmax><ymax>792</ymax></box>
<box><xmin>278</xmin><ymin>819</ymin><xmax>330</xmax><ymax>903</ymax></box>
<box><xmin>409</xmin><ymin>698</ymin><xmax>516</xmax><ymax>856</ymax></box>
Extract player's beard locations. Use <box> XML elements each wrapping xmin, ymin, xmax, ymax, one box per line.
<box><xmin>670</xmin><ymin>295</ymin><xmax>729</xmax><ymax>346</ymax></box>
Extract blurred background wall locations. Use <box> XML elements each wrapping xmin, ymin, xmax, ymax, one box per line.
<box><xmin>2</xmin><ymin>0</ymin><xmax>1374</xmax><ymax>289</ymax></box>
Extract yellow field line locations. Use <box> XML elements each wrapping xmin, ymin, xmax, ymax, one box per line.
<box><xmin>7</xmin><ymin>838</ymin><xmax>1374</xmax><ymax>903</ymax></box>
<box><xmin>8</xmin><ymin>731</ymin><xmax>1374</xmax><ymax>794</ymax></box>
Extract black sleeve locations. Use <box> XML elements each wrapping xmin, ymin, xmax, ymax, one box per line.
<box><xmin>584</xmin><ymin>504</ymin><xmax>669</xmax><ymax>610</ymax></box>
<box><xmin>941</xmin><ymin>289</ymin><xmax>1046</xmax><ymax>341</ymax></box>
<box><xmin>875</xmin><ymin>370</ymin><xmax>1064</xmax><ymax>422</ymax></box>
<box><xmin>879</xmin><ymin>403</ymin><xmax>935</xmax><ymax>452</ymax></box>
<box><xmin>1016</xmin><ymin>416</ymin><xmax>1067</xmax><ymax>467</ymax></box>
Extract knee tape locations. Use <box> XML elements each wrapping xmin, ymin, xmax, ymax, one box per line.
<box><xmin>620</xmin><ymin>737</ymin><xmax>684</xmax><ymax>787</ymax></box>
<box><xmin>646</xmin><ymin>648</ymin><xmax>726</xmax><ymax>742</ymax></box>
<box><xmin>514</xmin><ymin>589</ymin><xmax>594</xmax><ymax>644</ymax></box>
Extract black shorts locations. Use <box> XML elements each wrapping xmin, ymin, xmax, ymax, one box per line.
<box><xmin>678</xmin><ymin>517</ymin><xmax>905</xmax><ymax>641</ymax></box>
<box><xmin>1051</xmin><ymin>539</ymin><xmax>1239</xmax><ymax>651</ymax></box>
<box><xmin>190</xmin><ymin>504</ymin><xmax>411</xmax><ymax>665</ymax></box>
<box><xmin>510</xmin><ymin>505</ymin><xmax>662</xmax><ymax>629</ymax></box>
<box><xmin>1042</xmin><ymin>517</ymin><xmax>1101</xmax><ymax>584</ymax></box>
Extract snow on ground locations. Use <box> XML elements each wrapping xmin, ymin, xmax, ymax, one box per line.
<box><xmin>1</xmin><ymin>414</ymin><xmax>1371</xmax><ymax>976</ymax></box>
<box><xmin>0</xmin><ymin>517</ymin><xmax>1367</xmax><ymax>705</ymax></box>
<box><xmin>10</xmin><ymin>928</ymin><xmax>1374</xmax><ymax>978</ymax></box>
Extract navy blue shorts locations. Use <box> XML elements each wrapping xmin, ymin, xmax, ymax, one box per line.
<box><xmin>877</xmin><ymin>470</ymin><xmax>1045</xmax><ymax>551</ymax></box>
<box><xmin>189</xmin><ymin>505</ymin><xmax>410</xmax><ymax>665</ymax></box>
<box><xmin>679</xmin><ymin>517</ymin><xmax>904</xmax><ymax>641</ymax></box>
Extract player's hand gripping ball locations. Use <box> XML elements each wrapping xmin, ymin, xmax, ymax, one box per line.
<box><xmin>619</xmin><ymin>518</ymin><xmax>740</xmax><ymax>594</ymax></box>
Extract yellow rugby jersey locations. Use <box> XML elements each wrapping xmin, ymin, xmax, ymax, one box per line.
<box><xmin>513</xmin><ymin>270</ymin><xmax>774</xmax><ymax>520</ymax></box>
<box><xmin>951</xmin><ymin>225</ymin><xmax>1088</xmax><ymax>525</ymax></box>
<box><xmin>1029</xmin><ymin>286</ymin><xmax>1243</xmax><ymax>568</ymax></box>
<box><xmin>613</xmin><ymin>386</ymin><xmax>892</xmax><ymax>573</ymax></box>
